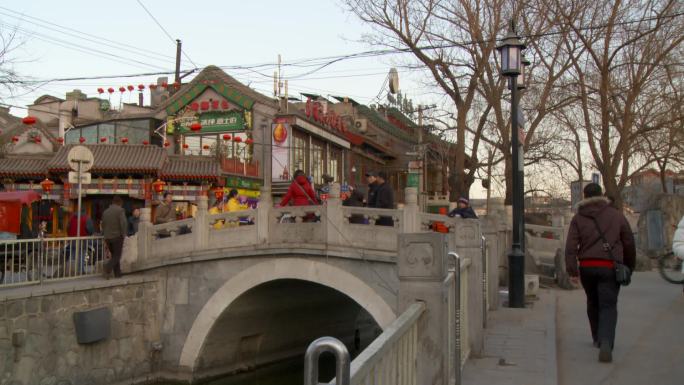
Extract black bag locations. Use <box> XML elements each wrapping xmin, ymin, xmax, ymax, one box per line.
<box><xmin>588</xmin><ymin>216</ymin><xmax>632</xmax><ymax>286</ymax></box>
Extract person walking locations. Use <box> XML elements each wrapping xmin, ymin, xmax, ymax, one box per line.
<box><xmin>448</xmin><ymin>197</ymin><xmax>478</xmax><ymax>219</ymax></box>
<box><xmin>365</xmin><ymin>171</ymin><xmax>379</xmax><ymax>208</ymax></box>
<box><xmin>279</xmin><ymin>169</ymin><xmax>319</xmax><ymax>207</ymax></box>
<box><xmin>67</xmin><ymin>207</ymin><xmax>94</xmax><ymax>273</ymax></box>
<box><xmin>372</xmin><ymin>171</ymin><xmax>395</xmax><ymax>226</ymax></box>
<box><xmin>565</xmin><ymin>183</ymin><xmax>636</xmax><ymax>363</ymax></box>
<box><xmin>343</xmin><ymin>186</ymin><xmax>366</xmax><ymax>224</ymax></box>
<box><xmin>101</xmin><ymin>195</ymin><xmax>128</xmax><ymax>279</ymax></box>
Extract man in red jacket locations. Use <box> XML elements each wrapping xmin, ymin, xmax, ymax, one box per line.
<box><xmin>565</xmin><ymin>183</ymin><xmax>636</xmax><ymax>363</ymax></box>
<box><xmin>279</xmin><ymin>170</ymin><xmax>319</xmax><ymax>207</ymax></box>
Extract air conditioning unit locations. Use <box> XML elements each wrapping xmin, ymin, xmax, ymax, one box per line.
<box><xmin>354</xmin><ymin>119</ymin><xmax>368</xmax><ymax>133</ymax></box>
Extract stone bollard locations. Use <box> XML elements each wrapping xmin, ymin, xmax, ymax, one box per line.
<box><xmin>137</xmin><ymin>207</ymin><xmax>152</xmax><ymax>262</ymax></box>
<box><xmin>257</xmin><ymin>186</ymin><xmax>272</xmax><ymax>244</ymax></box>
<box><xmin>194</xmin><ymin>195</ymin><xmax>209</xmax><ymax>250</ymax></box>
<box><xmin>325</xmin><ymin>183</ymin><xmax>343</xmax><ymax>245</ymax></box>
<box><xmin>402</xmin><ymin>187</ymin><xmax>419</xmax><ymax>233</ymax></box>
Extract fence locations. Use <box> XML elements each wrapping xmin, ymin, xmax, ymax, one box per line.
<box><xmin>1</xmin><ymin>236</ymin><xmax>106</xmax><ymax>287</ymax></box>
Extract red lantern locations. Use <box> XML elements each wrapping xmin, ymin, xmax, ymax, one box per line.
<box><xmin>40</xmin><ymin>178</ymin><xmax>55</xmax><ymax>194</ymax></box>
<box><xmin>190</xmin><ymin>122</ymin><xmax>202</xmax><ymax>132</ymax></box>
<box><xmin>22</xmin><ymin>116</ymin><xmax>37</xmax><ymax>125</ymax></box>
<box><xmin>127</xmin><ymin>85</ymin><xmax>134</xmax><ymax>91</ymax></box>
<box><xmin>202</xmin><ymin>144</ymin><xmax>210</xmax><ymax>150</ymax></box>
<box><xmin>163</xmin><ymin>141</ymin><xmax>170</xmax><ymax>148</ymax></box>
<box><xmin>233</xmin><ymin>136</ymin><xmax>242</xmax><ymax>143</ymax></box>
<box><xmin>182</xmin><ymin>143</ymin><xmax>189</xmax><ymax>149</ymax></box>
<box><xmin>173</xmin><ymin>82</ymin><xmax>181</xmax><ymax>89</ymax></box>
<box><xmin>119</xmin><ymin>86</ymin><xmax>126</xmax><ymax>93</ymax></box>
<box><xmin>190</xmin><ymin>102</ymin><xmax>199</xmax><ymax>111</ymax></box>
<box><xmin>79</xmin><ymin>137</ymin><xmax>86</xmax><ymax>143</ymax></box>
<box><xmin>222</xmin><ymin>134</ymin><xmax>231</xmax><ymax>141</ymax></box>
<box><xmin>108</xmin><ymin>87</ymin><xmax>115</xmax><ymax>94</ymax></box>
<box><xmin>137</xmin><ymin>84</ymin><xmax>145</xmax><ymax>90</ymax></box>
<box><xmin>100</xmin><ymin>137</ymin><xmax>107</xmax><ymax>143</ymax></box>
<box><xmin>212</xmin><ymin>187</ymin><xmax>224</xmax><ymax>200</ymax></box>
<box><xmin>211</xmin><ymin>100</ymin><xmax>219</xmax><ymax>109</ymax></box>
<box><xmin>57</xmin><ymin>137</ymin><xmax>64</xmax><ymax>144</ymax></box>
<box><xmin>221</xmin><ymin>100</ymin><xmax>229</xmax><ymax>109</ymax></box>
<box><xmin>245</xmin><ymin>138</ymin><xmax>254</xmax><ymax>145</ymax></box>
<box><xmin>161</xmin><ymin>82</ymin><xmax>168</xmax><ymax>88</ymax></box>
<box><xmin>142</xmin><ymin>140</ymin><xmax>149</xmax><ymax>145</ymax></box>
<box><xmin>149</xmin><ymin>84</ymin><xmax>158</xmax><ymax>90</ymax></box>
<box><xmin>34</xmin><ymin>136</ymin><xmax>42</xmax><ymax>143</ymax></box>
<box><xmin>97</xmin><ymin>88</ymin><xmax>104</xmax><ymax>94</ymax></box>
<box><xmin>11</xmin><ymin>136</ymin><xmax>18</xmax><ymax>143</ymax></box>
<box><xmin>121</xmin><ymin>137</ymin><xmax>129</xmax><ymax>144</ymax></box>
<box><xmin>200</xmin><ymin>101</ymin><xmax>210</xmax><ymax>110</ymax></box>
<box><xmin>151</xmin><ymin>179</ymin><xmax>166</xmax><ymax>194</ymax></box>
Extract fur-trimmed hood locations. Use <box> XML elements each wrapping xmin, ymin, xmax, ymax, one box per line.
<box><xmin>576</xmin><ymin>196</ymin><xmax>610</xmax><ymax>217</ymax></box>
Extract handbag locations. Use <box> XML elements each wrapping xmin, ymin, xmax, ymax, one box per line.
<box><xmin>588</xmin><ymin>216</ymin><xmax>632</xmax><ymax>286</ymax></box>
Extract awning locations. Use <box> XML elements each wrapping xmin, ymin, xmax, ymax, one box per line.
<box><xmin>161</xmin><ymin>156</ymin><xmax>220</xmax><ymax>181</ymax></box>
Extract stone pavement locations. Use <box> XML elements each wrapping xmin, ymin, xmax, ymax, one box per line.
<box><xmin>462</xmin><ymin>288</ymin><xmax>557</xmax><ymax>385</ymax></box>
<box><xmin>463</xmin><ymin>271</ymin><xmax>684</xmax><ymax>385</ymax></box>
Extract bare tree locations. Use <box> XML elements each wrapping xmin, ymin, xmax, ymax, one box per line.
<box><xmin>553</xmin><ymin>0</ymin><xmax>683</xmax><ymax>207</ymax></box>
<box><xmin>0</xmin><ymin>25</ymin><xmax>27</xmax><ymax>101</ymax></box>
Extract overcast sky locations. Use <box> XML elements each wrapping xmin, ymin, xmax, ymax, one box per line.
<box><xmin>0</xmin><ymin>0</ymin><xmax>435</xmax><ymax>112</ymax></box>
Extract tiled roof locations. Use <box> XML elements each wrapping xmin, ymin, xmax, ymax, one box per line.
<box><xmin>161</xmin><ymin>156</ymin><xmax>220</xmax><ymax>180</ymax></box>
<box><xmin>47</xmin><ymin>144</ymin><xmax>167</xmax><ymax>173</ymax></box>
<box><xmin>0</xmin><ymin>156</ymin><xmax>50</xmax><ymax>178</ymax></box>
<box><xmin>356</xmin><ymin>105</ymin><xmax>417</xmax><ymax>143</ymax></box>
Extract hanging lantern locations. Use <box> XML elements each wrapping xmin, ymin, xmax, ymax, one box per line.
<box><xmin>11</xmin><ymin>136</ymin><xmax>18</xmax><ymax>143</ymax></box>
<box><xmin>79</xmin><ymin>137</ymin><xmax>86</xmax><ymax>143</ymax></box>
<box><xmin>34</xmin><ymin>136</ymin><xmax>42</xmax><ymax>144</ymax></box>
<box><xmin>182</xmin><ymin>143</ymin><xmax>189</xmax><ymax>149</ymax></box>
<box><xmin>97</xmin><ymin>88</ymin><xmax>104</xmax><ymax>94</ymax></box>
<box><xmin>212</xmin><ymin>187</ymin><xmax>224</xmax><ymax>200</ymax></box>
<box><xmin>222</xmin><ymin>134</ymin><xmax>231</xmax><ymax>141</ymax></box>
<box><xmin>190</xmin><ymin>122</ymin><xmax>202</xmax><ymax>132</ymax></box>
<box><xmin>233</xmin><ymin>136</ymin><xmax>242</xmax><ymax>143</ymax></box>
<box><xmin>245</xmin><ymin>138</ymin><xmax>254</xmax><ymax>145</ymax></box>
<box><xmin>149</xmin><ymin>84</ymin><xmax>158</xmax><ymax>90</ymax></box>
<box><xmin>137</xmin><ymin>84</ymin><xmax>145</xmax><ymax>91</ymax></box>
<box><xmin>200</xmin><ymin>101</ymin><xmax>210</xmax><ymax>110</ymax></box>
<box><xmin>142</xmin><ymin>140</ymin><xmax>149</xmax><ymax>145</ymax></box>
<box><xmin>108</xmin><ymin>87</ymin><xmax>115</xmax><ymax>94</ymax></box>
<box><xmin>22</xmin><ymin>116</ymin><xmax>37</xmax><ymax>125</ymax></box>
<box><xmin>173</xmin><ymin>82</ymin><xmax>181</xmax><ymax>89</ymax></box>
<box><xmin>221</xmin><ymin>100</ymin><xmax>229</xmax><ymax>109</ymax></box>
<box><xmin>40</xmin><ymin>178</ymin><xmax>55</xmax><ymax>194</ymax></box>
<box><xmin>211</xmin><ymin>100</ymin><xmax>219</xmax><ymax>109</ymax></box>
<box><xmin>163</xmin><ymin>141</ymin><xmax>170</xmax><ymax>148</ymax></box>
<box><xmin>127</xmin><ymin>85</ymin><xmax>134</xmax><ymax>92</ymax></box>
<box><xmin>121</xmin><ymin>137</ymin><xmax>129</xmax><ymax>144</ymax></box>
<box><xmin>57</xmin><ymin>137</ymin><xmax>64</xmax><ymax>144</ymax></box>
<box><xmin>151</xmin><ymin>179</ymin><xmax>166</xmax><ymax>194</ymax></box>
<box><xmin>119</xmin><ymin>86</ymin><xmax>126</xmax><ymax>93</ymax></box>
<box><xmin>202</xmin><ymin>144</ymin><xmax>210</xmax><ymax>150</ymax></box>
<box><xmin>161</xmin><ymin>82</ymin><xmax>168</xmax><ymax>88</ymax></box>
<box><xmin>190</xmin><ymin>102</ymin><xmax>199</xmax><ymax>111</ymax></box>
<box><xmin>100</xmin><ymin>137</ymin><xmax>107</xmax><ymax>143</ymax></box>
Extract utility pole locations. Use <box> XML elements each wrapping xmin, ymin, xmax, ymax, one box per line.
<box><xmin>173</xmin><ymin>39</ymin><xmax>182</xmax><ymax>155</ymax></box>
<box><xmin>174</xmin><ymin>39</ymin><xmax>182</xmax><ymax>86</ymax></box>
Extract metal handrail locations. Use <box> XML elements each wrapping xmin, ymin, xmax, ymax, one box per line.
<box><xmin>448</xmin><ymin>251</ymin><xmax>462</xmax><ymax>385</ymax></box>
<box><xmin>304</xmin><ymin>336</ymin><xmax>350</xmax><ymax>385</ymax></box>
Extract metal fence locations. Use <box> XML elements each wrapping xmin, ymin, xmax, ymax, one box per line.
<box><xmin>0</xmin><ymin>236</ymin><xmax>106</xmax><ymax>287</ymax></box>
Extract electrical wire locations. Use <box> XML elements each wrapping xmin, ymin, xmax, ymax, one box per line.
<box><xmin>135</xmin><ymin>0</ymin><xmax>199</xmax><ymax>70</ymax></box>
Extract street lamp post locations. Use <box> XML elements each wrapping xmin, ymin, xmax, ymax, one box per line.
<box><xmin>497</xmin><ymin>21</ymin><xmax>527</xmax><ymax>308</ymax></box>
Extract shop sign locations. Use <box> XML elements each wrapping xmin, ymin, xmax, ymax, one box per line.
<box><xmin>305</xmin><ymin>98</ymin><xmax>347</xmax><ymax>133</ymax></box>
<box><xmin>179</xmin><ymin>111</ymin><xmax>245</xmax><ymax>133</ymax></box>
<box><xmin>224</xmin><ymin>176</ymin><xmax>262</xmax><ymax>191</ymax></box>
<box><xmin>407</xmin><ymin>172</ymin><xmax>420</xmax><ymax>188</ymax></box>
<box><xmin>272</xmin><ymin>122</ymin><xmax>291</xmax><ymax>182</ymax></box>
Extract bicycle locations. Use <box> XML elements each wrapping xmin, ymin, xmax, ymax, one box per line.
<box><xmin>657</xmin><ymin>251</ymin><xmax>684</xmax><ymax>284</ymax></box>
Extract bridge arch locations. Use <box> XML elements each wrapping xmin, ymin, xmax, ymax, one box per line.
<box><xmin>178</xmin><ymin>257</ymin><xmax>396</xmax><ymax>371</ymax></box>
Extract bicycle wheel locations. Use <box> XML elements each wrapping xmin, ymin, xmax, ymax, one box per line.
<box><xmin>658</xmin><ymin>252</ymin><xmax>684</xmax><ymax>284</ymax></box>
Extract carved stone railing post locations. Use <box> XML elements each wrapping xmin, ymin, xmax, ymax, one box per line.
<box><xmin>257</xmin><ymin>186</ymin><xmax>272</xmax><ymax>244</ymax></box>
<box><xmin>194</xmin><ymin>195</ymin><xmax>209</xmax><ymax>250</ymax></box>
<box><xmin>137</xmin><ymin>207</ymin><xmax>152</xmax><ymax>261</ymax></box>
<box><xmin>402</xmin><ymin>187</ymin><xmax>419</xmax><ymax>233</ymax></box>
<box><xmin>325</xmin><ymin>183</ymin><xmax>343</xmax><ymax>245</ymax></box>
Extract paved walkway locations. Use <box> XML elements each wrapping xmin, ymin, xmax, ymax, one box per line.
<box><xmin>463</xmin><ymin>271</ymin><xmax>684</xmax><ymax>385</ymax></box>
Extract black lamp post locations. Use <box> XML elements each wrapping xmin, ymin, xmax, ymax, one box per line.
<box><xmin>497</xmin><ymin>21</ymin><xmax>527</xmax><ymax>308</ymax></box>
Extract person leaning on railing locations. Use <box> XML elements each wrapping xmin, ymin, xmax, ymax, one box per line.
<box><xmin>209</xmin><ymin>198</ymin><xmax>225</xmax><ymax>229</ymax></box>
<box><xmin>154</xmin><ymin>192</ymin><xmax>176</xmax><ymax>237</ymax></box>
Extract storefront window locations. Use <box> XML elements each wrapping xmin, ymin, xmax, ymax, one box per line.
<box><xmin>329</xmin><ymin>146</ymin><xmax>342</xmax><ymax>182</ymax></box>
<box><xmin>116</xmin><ymin>120</ymin><xmax>149</xmax><ymax>144</ymax></box>
<box><xmin>291</xmin><ymin>131</ymin><xmax>307</xmax><ymax>174</ymax></box>
<box><xmin>183</xmin><ymin>132</ymin><xmax>252</xmax><ymax>161</ymax></box>
<box><xmin>311</xmin><ymin>138</ymin><xmax>325</xmax><ymax>184</ymax></box>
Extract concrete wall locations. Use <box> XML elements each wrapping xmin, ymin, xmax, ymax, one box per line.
<box><xmin>0</xmin><ymin>278</ymin><xmax>161</xmax><ymax>385</ymax></box>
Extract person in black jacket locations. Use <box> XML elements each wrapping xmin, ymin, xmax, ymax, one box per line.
<box><xmin>448</xmin><ymin>197</ymin><xmax>478</xmax><ymax>219</ymax></box>
<box><xmin>373</xmin><ymin>171</ymin><xmax>395</xmax><ymax>226</ymax></box>
<box><xmin>343</xmin><ymin>186</ymin><xmax>366</xmax><ymax>224</ymax></box>
<box><xmin>365</xmin><ymin>171</ymin><xmax>379</xmax><ymax>207</ymax></box>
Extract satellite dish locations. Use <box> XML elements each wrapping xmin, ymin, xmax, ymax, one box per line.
<box><xmin>388</xmin><ymin>68</ymin><xmax>399</xmax><ymax>94</ymax></box>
